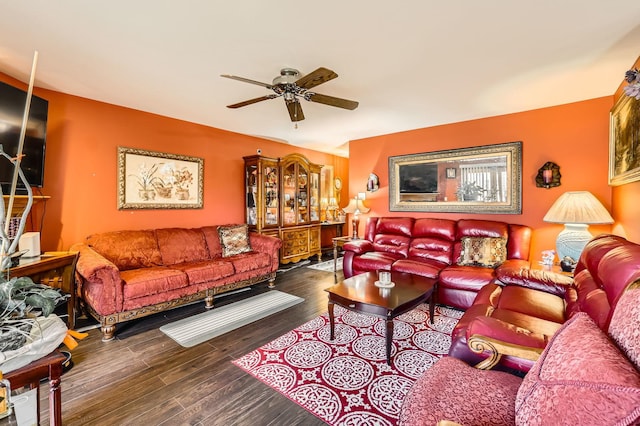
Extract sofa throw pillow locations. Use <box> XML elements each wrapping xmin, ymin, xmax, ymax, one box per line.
<box><xmin>515</xmin><ymin>312</ymin><xmax>640</xmax><ymax>425</ymax></box>
<box><xmin>218</xmin><ymin>224</ymin><xmax>252</xmax><ymax>257</ymax></box>
<box><xmin>457</xmin><ymin>237</ymin><xmax>507</xmax><ymax>268</ymax></box>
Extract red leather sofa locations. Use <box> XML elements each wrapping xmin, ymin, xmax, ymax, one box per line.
<box><xmin>342</xmin><ymin>217</ymin><xmax>532</xmax><ymax>310</ymax></box>
<box><xmin>450</xmin><ymin>234</ymin><xmax>640</xmax><ymax>373</ymax></box>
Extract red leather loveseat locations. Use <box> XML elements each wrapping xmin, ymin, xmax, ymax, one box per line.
<box><xmin>342</xmin><ymin>217</ymin><xmax>532</xmax><ymax>310</ymax></box>
<box><xmin>450</xmin><ymin>234</ymin><xmax>640</xmax><ymax>373</ymax></box>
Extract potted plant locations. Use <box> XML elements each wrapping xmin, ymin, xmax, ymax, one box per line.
<box><xmin>130</xmin><ymin>162</ymin><xmax>161</xmax><ymax>201</ymax></box>
<box><xmin>0</xmin><ymin>151</ymin><xmax>69</xmax><ymax>371</ymax></box>
<box><xmin>456</xmin><ymin>182</ymin><xmax>486</xmax><ymax>201</ymax></box>
<box><xmin>0</xmin><ymin>275</ymin><xmax>68</xmax><ymax>352</ymax></box>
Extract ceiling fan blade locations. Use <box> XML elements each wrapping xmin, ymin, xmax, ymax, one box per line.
<box><xmin>220</xmin><ymin>74</ymin><xmax>274</xmax><ymax>89</ymax></box>
<box><xmin>306</xmin><ymin>92</ymin><xmax>359</xmax><ymax>110</ymax></box>
<box><xmin>227</xmin><ymin>94</ymin><xmax>278</xmax><ymax>108</ymax></box>
<box><xmin>295</xmin><ymin>67</ymin><xmax>338</xmax><ymax>90</ymax></box>
<box><xmin>286</xmin><ymin>99</ymin><xmax>305</xmax><ymax>122</ymax></box>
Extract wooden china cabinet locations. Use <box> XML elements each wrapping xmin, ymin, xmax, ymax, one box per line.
<box><xmin>244</xmin><ymin>153</ymin><xmax>322</xmax><ymax>264</ymax></box>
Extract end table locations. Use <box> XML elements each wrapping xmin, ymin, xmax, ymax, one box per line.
<box><xmin>3</xmin><ymin>350</ymin><xmax>66</xmax><ymax>425</ymax></box>
<box><xmin>531</xmin><ymin>262</ymin><xmax>575</xmax><ymax>278</ymax></box>
<box><xmin>9</xmin><ymin>251</ymin><xmax>79</xmax><ymax>328</ymax></box>
<box><xmin>332</xmin><ymin>236</ymin><xmax>354</xmax><ymax>273</ymax></box>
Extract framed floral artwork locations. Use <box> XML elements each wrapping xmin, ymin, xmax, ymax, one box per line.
<box><xmin>609</xmin><ymin>93</ymin><xmax>640</xmax><ymax>186</ymax></box>
<box><xmin>118</xmin><ymin>146</ymin><xmax>204</xmax><ymax>209</ymax></box>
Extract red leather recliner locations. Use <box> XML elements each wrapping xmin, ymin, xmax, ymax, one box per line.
<box><xmin>450</xmin><ymin>234</ymin><xmax>640</xmax><ymax>373</ymax></box>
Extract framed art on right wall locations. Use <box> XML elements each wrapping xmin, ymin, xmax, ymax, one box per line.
<box><xmin>609</xmin><ymin>94</ymin><xmax>640</xmax><ymax>186</ymax></box>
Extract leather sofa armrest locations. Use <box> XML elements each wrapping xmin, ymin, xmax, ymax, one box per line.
<box><xmin>343</xmin><ymin>239</ymin><xmax>374</xmax><ymax>255</ymax></box>
<box><xmin>73</xmin><ymin>243</ymin><xmax>123</xmax><ymax>315</ymax></box>
<box><xmin>466</xmin><ymin>316</ymin><xmax>547</xmax><ymax>370</ymax></box>
<box><xmin>495</xmin><ymin>263</ymin><xmax>573</xmax><ymax>298</ymax></box>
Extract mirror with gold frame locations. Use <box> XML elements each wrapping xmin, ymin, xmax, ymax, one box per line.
<box><xmin>388</xmin><ymin>141</ymin><xmax>522</xmax><ymax>214</ymax></box>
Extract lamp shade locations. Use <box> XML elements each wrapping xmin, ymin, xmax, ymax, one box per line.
<box><xmin>342</xmin><ymin>198</ymin><xmax>370</xmax><ymax>215</ymax></box>
<box><xmin>543</xmin><ymin>191</ymin><xmax>613</xmax><ymax>262</ymax></box>
<box><xmin>543</xmin><ymin>191</ymin><xmax>613</xmax><ymax>224</ymax></box>
<box><xmin>342</xmin><ymin>197</ymin><xmax>370</xmax><ymax>239</ymax></box>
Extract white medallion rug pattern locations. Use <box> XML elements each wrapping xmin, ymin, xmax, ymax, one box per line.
<box><xmin>233</xmin><ymin>304</ymin><xmax>462</xmax><ymax>425</ymax></box>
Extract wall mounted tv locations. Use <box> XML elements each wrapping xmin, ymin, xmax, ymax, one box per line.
<box><xmin>0</xmin><ymin>80</ymin><xmax>48</xmax><ymax>194</ymax></box>
<box><xmin>399</xmin><ymin>163</ymin><xmax>438</xmax><ymax>193</ymax></box>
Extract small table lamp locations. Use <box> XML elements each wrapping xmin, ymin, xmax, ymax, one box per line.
<box><xmin>342</xmin><ymin>196</ymin><xmax>370</xmax><ymax>239</ymax></box>
<box><xmin>543</xmin><ymin>191</ymin><xmax>614</xmax><ymax>262</ymax></box>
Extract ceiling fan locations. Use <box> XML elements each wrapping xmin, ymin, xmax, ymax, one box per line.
<box><xmin>221</xmin><ymin>67</ymin><xmax>359</xmax><ymax>122</ymax></box>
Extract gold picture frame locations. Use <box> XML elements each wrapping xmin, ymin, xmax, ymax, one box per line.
<box><xmin>389</xmin><ymin>141</ymin><xmax>522</xmax><ymax>214</ymax></box>
<box><xmin>609</xmin><ymin>94</ymin><xmax>640</xmax><ymax>186</ymax></box>
<box><xmin>118</xmin><ymin>146</ymin><xmax>204</xmax><ymax>209</ymax></box>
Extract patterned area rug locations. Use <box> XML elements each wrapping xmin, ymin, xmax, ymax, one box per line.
<box><xmin>307</xmin><ymin>257</ymin><xmax>343</xmax><ymax>272</ymax></box>
<box><xmin>233</xmin><ymin>304</ymin><xmax>462</xmax><ymax>425</ymax></box>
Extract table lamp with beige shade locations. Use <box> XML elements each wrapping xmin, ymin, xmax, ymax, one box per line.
<box><xmin>342</xmin><ymin>196</ymin><xmax>370</xmax><ymax>239</ymax></box>
<box><xmin>543</xmin><ymin>191</ymin><xmax>614</xmax><ymax>262</ymax></box>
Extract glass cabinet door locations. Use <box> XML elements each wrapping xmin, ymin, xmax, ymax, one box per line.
<box><xmin>309</xmin><ymin>171</ymin><xmax>320</xmax><ymax>221</ymax></box>
<box><xmin>282</xmin><ymin>162</ymin><xmax>297</xmax><ymax>225</ymax></box>
<box><xmin>246</xmin><ymin>163</ymin><xmax>258</xmax><ymax>226</ymax></box>
<box><xmin>297</xmin><ymin>164</ymin><xmax>309</xmax><ymax>224</ymax></box>
<box><xmin>244</xmin><ymin>155</ymin><xmax>279</xmax><ymax>230</ymax></box>
<box><xmin>263</xmin><ymin>163</ymin><xmax>279</xmax><ymax>226</ymax></box>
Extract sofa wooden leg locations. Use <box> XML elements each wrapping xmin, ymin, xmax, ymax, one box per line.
<box><xmin>268</xmin><ymin>277</ymin><xmax>276</xmax><ymax>288</ymax></box>
<box><xmin>204</xmin><ymin>294</ymin><xmax>214</xmax><ymax>309</ymax></box>
<box><xmin>101</xmin><ymin>324</ymin><xmax>116</xmax><ymax>342</ymax></box>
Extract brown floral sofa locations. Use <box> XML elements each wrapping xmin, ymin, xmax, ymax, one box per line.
<box><xmin>71</xmin><ymin>224</ymin><xmax>281</xmax><ymax>341</ymax></box>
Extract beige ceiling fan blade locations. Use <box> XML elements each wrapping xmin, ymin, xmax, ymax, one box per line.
<box><xmin>221</xmin><ymin>74</ymin><xmax>274</xmax><ymax>89</ymax></box>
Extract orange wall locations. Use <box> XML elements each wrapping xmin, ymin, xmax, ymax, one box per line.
<box><xmin>348</xmin><ymin>97</ymin><xmax>615</xmax><ymax>261</ymax></box>
<box><xmin>0</xmin><ymin>73</ymin><xmax>348</xmax><ymax>250</ymax></box>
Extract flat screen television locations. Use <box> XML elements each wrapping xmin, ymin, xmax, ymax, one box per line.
<box><xmin>0</xmin><ymin>80</ymin><xmax>48</xmax><ymax>194</ymax></box>
<box><xmin>399</xmin><ymin>163</ymin><xmax>438</xmax><ymax>193</ymax></box>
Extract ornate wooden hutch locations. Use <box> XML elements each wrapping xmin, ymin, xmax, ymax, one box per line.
<box><xmin>244</xmin><ymin>153</ymin><xmax>322</xmax><ymax>264</ymax></box>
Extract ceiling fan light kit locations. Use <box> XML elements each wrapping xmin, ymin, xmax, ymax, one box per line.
<box><xmin>221</xmin><ymin>67</ymin><xmax>359</xmax><ymax>122</ymax></box>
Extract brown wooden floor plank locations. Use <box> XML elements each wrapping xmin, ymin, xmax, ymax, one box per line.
<box><xmin>92</xmin><ymin>397</ymin><xmax>186</xmax><ymax>426</ymax></box>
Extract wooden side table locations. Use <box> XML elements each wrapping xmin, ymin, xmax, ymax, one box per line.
<box><xmin>531</xmin><ymin>262</ymin><xmax>575</xmax><ymax>278</ymax></box>
<box><xmin>9</xmin><ymin>252</ymin><xmax>79</xmax><ymax>329</ymax></box>
<box><xmin>321</xmin><ymin>221</ymin><xmax>346</xmax><ymax>255</ymax></box>
<box><xmin>332</xmin><ymin>236</ymin><xmax>354</xmax><ymax>273</ymax></box>
<box><xmin>4</xmin><ymin>350</ymin><xmax>66</xmax><ymax>426</ymax></box>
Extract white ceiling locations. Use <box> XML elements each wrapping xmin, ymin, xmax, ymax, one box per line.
<box><xmin>1</xmin><ymin>1</ymin><xmax>640</xmax><ymax>157</ymax></box>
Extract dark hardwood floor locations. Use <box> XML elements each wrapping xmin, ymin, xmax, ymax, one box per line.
<box><xmin>4</xmin><ymin>261</ymin><xmax>341</xmax><ymax>426</ymax></box>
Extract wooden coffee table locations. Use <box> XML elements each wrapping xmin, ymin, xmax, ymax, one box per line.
<box><xmin>325</xmin><ymin>271</ymin><xmax>437</xmax><ymax>365</ymax></box>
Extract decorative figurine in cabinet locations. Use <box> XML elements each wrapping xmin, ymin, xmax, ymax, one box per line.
<box><xmin>244</xmin><ymin>155</ymin><xmax>280</xmax><ymax>232</ymax></box>
<box><xmin>243</xmin><ymin>153</ymin><xmax>322</xmax><ymax>264</ymax></box>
